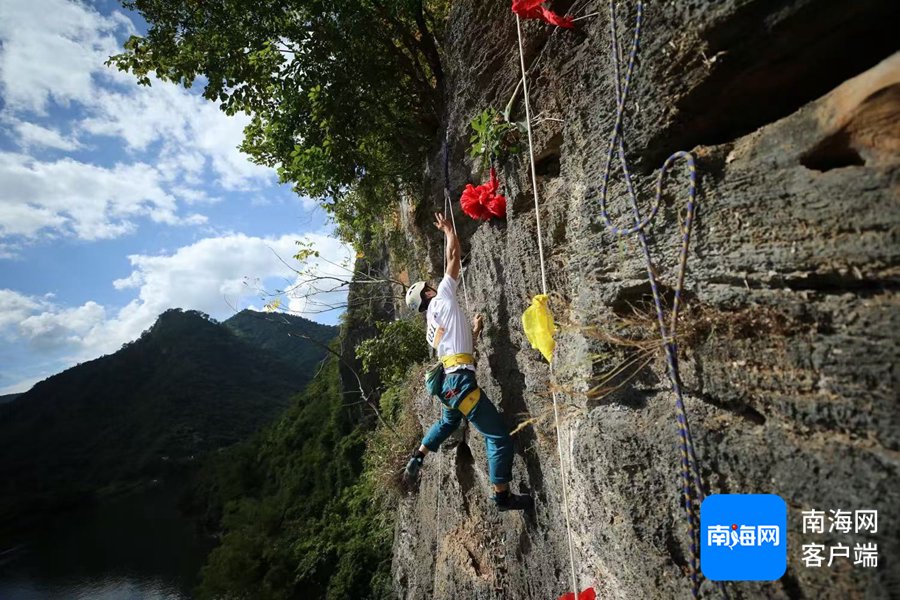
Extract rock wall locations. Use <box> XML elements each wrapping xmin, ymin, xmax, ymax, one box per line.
<box><xmin>393</xmin><ymin>1</ymin><xmax>899</xmax><ymax>598</ymax></box>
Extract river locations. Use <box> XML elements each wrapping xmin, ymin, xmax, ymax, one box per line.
<box><xmin>0</xmin><ymin>480</ymin><xmax>215</xmax><ymax>599</ymax></box>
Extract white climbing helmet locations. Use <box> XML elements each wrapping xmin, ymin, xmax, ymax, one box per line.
<box><xmin>405</xmin><ymin>281</ymin><xmax>429</xmax><ymax>312</ymax></box>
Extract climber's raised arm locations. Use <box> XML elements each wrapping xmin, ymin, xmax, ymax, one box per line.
<box><xmin>434</xmin><ymin>212</ymin><xmax>460</xmax><ymax>281</ymax></box>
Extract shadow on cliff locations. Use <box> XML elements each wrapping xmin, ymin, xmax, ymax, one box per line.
<box><xmin>488</xmin><ymin>268</ymin><xmax>548</xmax><ymax>513</ymax></box>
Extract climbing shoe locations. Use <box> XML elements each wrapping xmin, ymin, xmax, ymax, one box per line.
<box><xmin>493</xmin><ymin>490</ymin><xmax>533</xmax><ymax>512</ymax></box>
<box><xmin>403</xmin><ymin>452</ymin><xmax>425</xmax><ymax>485</ymax></box>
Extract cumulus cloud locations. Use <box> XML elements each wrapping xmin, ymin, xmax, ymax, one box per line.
<box><xmin>81</xmin><ymin>81</ymin><xmax>273</xmax><ymax>190</ymax></box>
<box><xmin>0</xmin><ymin>0</ymin><xmax>280</xmax><ymax>248</ymax></box>
<box><xmin>0</xmin><ymin>243</ymin><xmax>20</xmax><ymax>259</ymax></box>
<box><xmin>0</xmin><ymin>289</ymin><xmax>43</xmax><ymax>331</ymax></box>
<box><xmin>18</xmin><ymin>301</ymin><xmax>106</xmax><ymax>350</ymax></box>
<box><xmin>0</xmin><ymin>232</ymin><xmax>352</xmax><ymax>368</ymax></box>
<box><xmin>0</xmin><ymin>152</ymin><xmax>209</xmax><ymax>239</ymax></box>
<box><xmin>0</xmin><ymin>0</ymin><xmax>132</xmax><ymax>113</ymax></box>
<box><xmin>11</xmin><ymin>121</ymin><xmax>82</xmax><ymax>151</ymax></box>
<box><xmin>0</xmin><ymin>290</ymin><xmax>105</xmax><ymax>346</ymax></box>
<box><xmin>109</xmin><ymin>232</ymin><xmax>353</xmax><ymax>329</ymax></box>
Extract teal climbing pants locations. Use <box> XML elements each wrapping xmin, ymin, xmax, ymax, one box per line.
<box><xmin>421</xmin><ymin>369</ymin><xmax>514</xmax><ymax>485</ymax></box>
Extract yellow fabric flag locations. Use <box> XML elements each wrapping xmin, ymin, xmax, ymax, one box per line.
<box><xmin>522</xmin><ymin>294</ymin><xmax>556</xmax><ymax>362</ymax></box>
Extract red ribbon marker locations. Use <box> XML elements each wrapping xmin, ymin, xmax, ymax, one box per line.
<box><xmin>558</xmin><ymin>587</ymin><xmax>596</xmax><ymax>600</ymax></box>
<box><xmin>460</xmin><ymin>167</ymin><xmax>507</xmax><ymax>220</ymax></box>
<box><xmin>511</xmin><ymin>0</ymin><xmax>574</xmax><ymax>28</ymax></box>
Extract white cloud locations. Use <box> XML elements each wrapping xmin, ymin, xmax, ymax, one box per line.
<box><xmin>158</xmin><ymin>150</ymin><xmax>207</xmax><ymax>187</ymax></box>
<box><xmin>11</xmin><ymin>121</ymin><xmax>82</xmax><ymax>151</ymax></box>
<box><xmin>111</xmin><ymin>231</ymin><xmax>352</xmax><ymax>322</ymax></box>
<box><xmin>0</xmin><ymin>243</ymin><xmax>20</xmax><ymax>259</ymax></box>
<box><xmin>0</xmin><ymin>232</ymin><xmax>351</xmax><ymax>360</ymax></box>
<box><xmin>0</xmin><ymin>290</ymin><xmax>106</xmax><ymax>347</ymax></box>
<box><xmin>0</xmin><ymin>152</ymin><xmax>207</xmax><ymax>239</ymax></box>
<box><xmin>19</xmin><ymin>301</ymin><xmax>106</xmax><ymax>350</ymax></box>
<box><xmin>0</xmin><ymin>289</ymin><xmax>43</xmax><ymax>331</ymax></box>
<box><xmin>170</xmin><ymin>186</ymin><xmax>221</xmax><ymax>206</ymax></box>
<box><xmin>0</xmin><ymin>0</ymin><xmax>132</xmax><ymax>114</ymax></box>
<box><xmin>80</xmin><ymin>79</ymin><xmax>273</xmax><ymax>190</ymax></box>
<box><xmin>0</xmin><ymin>0</ymin><xmax>282</xmax><ymax>249</ymax></box>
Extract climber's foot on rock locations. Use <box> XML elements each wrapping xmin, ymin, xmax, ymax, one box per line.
<box><xmin>494</xmin><ymin>491</ymin><xmax>533</xmax><ymax>512</ymax></box>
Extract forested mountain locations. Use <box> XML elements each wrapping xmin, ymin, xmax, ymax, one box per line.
<box><xmin>223</xmin><ymin>309</ymin><xmax>338</xmax><ymax>377</ymax></box>
<box><xmin>181</xmin><ymin>257</ymin><xmax>413</xmax><ymax>599</ymax></box>
<box><xmin>0</xmin><ymin>308</ymin><xmax>337</xmax><ymax>527</ymax></box>
<box><xmin>185</xmin><ymin>356</ymin><xmax>394</xmax><ymax>599</ymax></box>
<box><xmin>0</xmin><ymin>394</ymin><xmax>20</xmax><ymax>405</ymax></box>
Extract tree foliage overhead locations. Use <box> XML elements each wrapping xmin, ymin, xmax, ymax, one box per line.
<box><xmin>109</xmin><ymin>0</ymin><xmax>449</xmax><ymax>247</ymax></box>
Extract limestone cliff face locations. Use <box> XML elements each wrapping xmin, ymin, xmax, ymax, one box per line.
<box><xmin>392</xmin><ymin>1</ymin><xmax>899</xmax><ymax>598</ymax></box>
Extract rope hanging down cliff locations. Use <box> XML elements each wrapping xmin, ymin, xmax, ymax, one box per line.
<box><xmin>596</xmin><ymin>1</ymin><xmax>719</xmax><ymax>597</ymax></box>
<box><xmin>514</xmin><ymin>12</ymin><xmax>580</xmax><ymax>600</ymax></box>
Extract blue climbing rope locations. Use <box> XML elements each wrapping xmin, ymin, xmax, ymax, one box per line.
<box><xmin>596</xmin><ymin>1</ymin><xmax>716</xmax><ymax>597</ymax></box>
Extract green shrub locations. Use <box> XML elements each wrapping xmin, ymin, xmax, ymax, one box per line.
<box><xmin>468</xmin><ymin>107</ymin><xmax>521</xmax><ymax>170</ymax></box>
<box><xmin>356</xmin><ymin>319</ymin><xmax>429</xmax><ymax>386</ymax></box>
<box><xmin>365</xmin><ymin>363</ymin><xmax>427</xmax><ymax>505</ymax></box>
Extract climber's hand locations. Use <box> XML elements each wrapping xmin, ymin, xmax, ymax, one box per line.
<box><xmin>472</xmin><ymin>313</ymin><xmax>484</xmax><ymax>338</ymax></box>
<box><xmin>433</xmin><ymin>212</ymin><xmax>452</xmax><ymax>235</ymax></box>
<box><xmin>403</xmin><ymin>455</ymin><xmax>424</xmax><ymax>485</ymax></box>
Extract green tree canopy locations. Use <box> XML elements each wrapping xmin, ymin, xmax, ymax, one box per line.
<box><xmin>356</xmin><ymin>318</ymin><xmax>428</xmax><ymax>386</ymax></box>
<box><xmin>110</xmin><ymin>0</ymin><xmax>448</xmax><ymax>247</ymax></box>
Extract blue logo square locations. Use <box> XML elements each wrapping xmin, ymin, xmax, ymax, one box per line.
<box><xmin>700</xmin><ymin>494</ymin><xmax>787</xmax><ymax>581</ymax></box>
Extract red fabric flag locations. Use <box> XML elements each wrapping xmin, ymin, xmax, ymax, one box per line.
<box><xmin>558</xmin><ymin>587</ymin><xmax>597</xmax><ymax>600</ymax></box>
<box><xmin>512</xmin><ymin>0</ymin><xmax>574</xmax><ymax>28</ymax></box>
<box><xmin>460</xmin><ymin>168</ymin><xmax>507</xmax><ymax>221</ymax></box>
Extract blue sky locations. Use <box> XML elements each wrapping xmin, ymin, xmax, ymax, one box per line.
<box><xmin>0</xmin><ymin>0</ymin><xmax>353</xmax><ymax>393</ymax></box>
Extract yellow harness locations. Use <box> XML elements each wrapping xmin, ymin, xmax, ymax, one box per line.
<box><xmin>440</xmin><ymin>352</ymin><xmax>474</xmax><ymax>369</ymax></box>
<box><xmin>456</xmin><ymin>388</ymin><xmax>481</xmax><ymax>417</ymax></box>
<box><xmin>439</xmin><ymin>353</ymin><xmax>479</xmax><ymax>416</ymax></box>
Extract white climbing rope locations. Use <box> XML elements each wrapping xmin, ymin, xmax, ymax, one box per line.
<box><xmin>572</xmin><ymin>11</ymin><xmax>600</xmax><ymax>22</ymax></box>
<box><xmin>515</xmin><ymin>13</ymin><xmax>580</xmax><ymax>598</ymax></box>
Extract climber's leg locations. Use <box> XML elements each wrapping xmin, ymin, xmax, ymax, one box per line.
<box><xmin>421</xmin><ymin>404</ymin><xmax>463</xmax><ymax>452</ymax></box>
<box><xmin>468</xmin><ymin>395</ymin><xmax>532</xmax><ymax>511</ymax></box>
<box><xmin>466</xmin><ymin>388</ymin><xmax>514</xmax><ymax>485</ymax></box>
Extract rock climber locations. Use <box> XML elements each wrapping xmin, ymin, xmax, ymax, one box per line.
<box><xmin>403</xmin><ymin>212</ymin><xmax>532</xmax><ymax>512</ymax></box>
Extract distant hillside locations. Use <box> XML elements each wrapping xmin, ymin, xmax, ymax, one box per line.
<box><xmin>0</xmin><ymin>393</ymin><xmax>20</xmax><ymax>405</ymax></box>
<box><xmin>223</xmin><ymin>309</ymin><xmax>339</xmax><ymax>376</ymax></box>
<box><xmin>185</xmin><ymin>352</ymin><xmax>392</xmax><ymax>599</ymax></box>
<box><xmin>0</xmin><ymin>308</ymin><xmax>337</xmax><ymax>526</ymax></box>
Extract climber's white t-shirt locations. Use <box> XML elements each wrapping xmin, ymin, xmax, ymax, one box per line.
<box><xmin>426</xmin><ymin>274</ymin><xmax>474</xmax><ymax>373</ymax></box>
